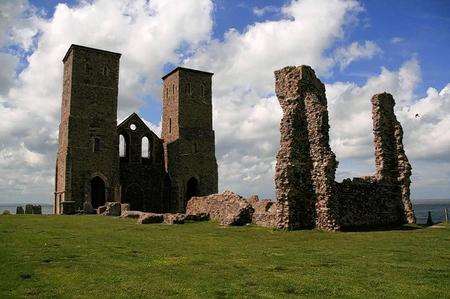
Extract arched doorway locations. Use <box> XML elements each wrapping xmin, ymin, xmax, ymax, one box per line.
<box><xmin>125</xmin><ymin>184</ymin><xmax>144</xmax><ymax>211</ymax></box>
<box><xmin>91</xmin><ymin>176</ymin><xmax>106</xmax><ymax>209</ymax></box>
<box><xmin>185</xmin><ymin>177</ymin><xmax>199</xmax><ymax>207</ymax></box>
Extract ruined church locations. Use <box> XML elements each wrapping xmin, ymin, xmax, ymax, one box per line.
<box><xmin>54</xmin><ymin>45</ymin><xmax>218</xmax><ymax>214</ymax></box>
<box><xmin>53</xmin><ymin>44</ymin><xmax>415</xmax><ymax>231</ymax></box>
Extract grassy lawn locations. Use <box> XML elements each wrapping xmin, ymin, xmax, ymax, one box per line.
<box><xmin>0</xmin><ymin>215</ymin><xmax>449</xmax><ymax>298</ymax></box>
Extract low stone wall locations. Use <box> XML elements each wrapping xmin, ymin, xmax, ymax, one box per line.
<box><xmin>335</xmin><ymin>178</ymin><xmax>404</xmax><ymax>228</ymax></box>
<box><xmin>250</xmin><ymin>200</ymin><xmax>280</xmax><ymax>228</ymax></box>
<box><xmin>186</xmin><ymin>191</ymin><xmax>253</xmax><ymax>225</ymax></box>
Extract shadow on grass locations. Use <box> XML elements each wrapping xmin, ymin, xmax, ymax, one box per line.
<box><xmin>340</xmin><ymin>223</ymin><xmax>425</xmax><ymax>232</ymax></box>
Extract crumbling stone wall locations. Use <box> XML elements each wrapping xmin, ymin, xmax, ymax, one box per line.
<box><xmin>335</xmin><ymin>177</ymin><xmax>403</xmax><ymax>227</ymax></box>
<box><xmin>371</xmin><ymin>93</ymin><xmax>415</xmax><ymax>223</ymax></box>
<box><xmin>186</xmin><ymin>191</ymin><xmax>253</xmax><ymax>225</ymax></box>
<box><xmin>273</xmin><ymin>65</ymin><xmax>415</xmax><ymax>231</ymax></box>
<box><xmin>274</xmin><ymin>66</ymin><xmax>339</xmax><ymax>230</ymax></box>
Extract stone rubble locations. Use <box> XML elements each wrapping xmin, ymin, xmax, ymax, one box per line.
<box><xmin>186</xmin><ymin>190</ymin><xmax>254</xmax><ymax>226</ymax></box>
<box><xmin>101</xmin><ymin>202</ymin><xmax>122</xmax><ymax>216</ymax></box>
<box><xmin>138</xmin><ymin>213</ymin><xmax>164</xmax><ymax>224</ymax></box>
<box><xmin>120</xmin><ymin>210</ymin><xmax>143</xmax><ymax>219</ymax></box>
<box><xmin>163</xmin><ymin>213</ymin><xmax>186</xmax><ymax>224</ymax></box>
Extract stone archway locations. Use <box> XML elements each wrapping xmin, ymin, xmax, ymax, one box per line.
<box><xmin>91</xmin><ymin>176</ymin><xmax>106</xmax><ymax>209</ymax></box>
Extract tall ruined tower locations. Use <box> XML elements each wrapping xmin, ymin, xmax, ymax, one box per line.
<box><xmin>161</xmin><ymin>67</ymin><xmax>218</xmax><ymax>212</ymax></box>
<box><xmin>54</xmin><ymin>45</ymin><xmax>121</xmax><ymax>214</ymax></box>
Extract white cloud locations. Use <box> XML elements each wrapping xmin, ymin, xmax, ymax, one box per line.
<box><xmin>183</xmin><ymin>0</ymin><xmax>363</xmax><ymax>198</ymax></box>
<box><xmin>252</xmin><ymin>5</ymin><xmax>279</xmax><ymax>17</ymax></box>
<box><xmin>186</xmin><ymin>0</ymin><xmax>362</xmax><ymax>97</ymax></box>
<box><xmin>334</xmin><ymin>40</ymin><xmax>382</xmax><ymax>70</ymax></box>
<box><xmin>390</xmin><ymin>37</ymin><xmax>404</xmax><ymax>44</ymax></box>
<box><xmin>0</xmin><ymin>53</ymin><xmax>18</xmax><ymax>95</ymax></box>
<box><xmin>0</xmin><ymin>0</ymin><xmax>40</xmax><ymax>50</ymax></box>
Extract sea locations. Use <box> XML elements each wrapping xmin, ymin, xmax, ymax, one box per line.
<box><xmin>1</xmin><ymin>201</ymin><xmax>449</xmax><ymax>224</ymax></box>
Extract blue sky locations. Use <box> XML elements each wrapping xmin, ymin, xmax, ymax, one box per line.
<box><xmin>0</xmin><ymin>0</ymin><xmax>449</xmax><ymax>203</ymax></box>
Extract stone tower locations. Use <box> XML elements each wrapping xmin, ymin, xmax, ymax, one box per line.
<box><xmin>161</xmin><ymin>67</ymin><xmax>218</xmax><ymax>212</ymax></box>
<box><xmin>54</xmin><ymin>45</ymin><xmax>121</xmax><ymax>214</ymax></box>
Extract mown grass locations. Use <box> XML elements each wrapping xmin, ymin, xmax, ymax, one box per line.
<box><xmin>0</xmin><ymin>215</ymin><xmax>449</xmax><ymax>298</ymax></box>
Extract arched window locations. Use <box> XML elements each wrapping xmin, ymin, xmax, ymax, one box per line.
<box><xmin>141</xmin><ymin>136</ymin><xmax>149</xmax><ymax>158</ymax></box>
<box><xmin>119</xmin><ymin>134</ymin><xmax>126</xmax><ymax>157</ymax></box>
<box><xmin>172</xmin><ymin>83</ymin><xmax>175</xmax><ymax>95</ymax></box>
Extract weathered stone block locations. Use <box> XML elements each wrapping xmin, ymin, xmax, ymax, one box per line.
<box><xmin>250</xmin><ymin>200</ymin><xmax>280</xmax><ymax>228</ymax></box>
<box><xmin>138</xmin><ymin>213</ymin><xmax>164</xmax><ymax>224</ymax></box>
<box><xmin>2</xmin><ymin>210</ymin><xmax>11</xmax><ymax>215</ymax></box>
<box><xmin>121</xmin><ymin>203</ymin><xmax>130</xmax><ymax>214</ymax></box>
<box><xmin>97</xmin><ymin>205</ymin><xmax>107</xmax><ymax>215</ymax></box>
<box><xmin>120</xmin><ymin>211</ymin><xmax>143</xmax><ymax>219</ymax></box>
<box><xmin>163</xmin><ymin>213</ymin><xmax>186</xmax><ymax>224</ymax></box>
<box><xmin>185</xmin><ymin>213</ymin><xmax>209</xmax><ymax>222</ymax></box>
<box><xmin>186</xmin><ymin>190</ymin><xmax>253</xmax><ymax>226</ymax></box>
<box><xmin>102</xmin><ymin>202</ymin><xmax>121</xmax><ymax>216</ymax></box>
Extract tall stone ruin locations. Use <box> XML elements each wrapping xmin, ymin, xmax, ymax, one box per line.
<box><xmin>274</xmin><ymin>65</ymin><xmax>415</xmax><ymax>230</ymax></box>
<box><xmin>371</xmin><ymin>93</ymin><xmax>415</xmax><ymax>224</ymax></box>
<box><xmin>274</xmin><ymin>66</ymin><xmax>339</xmax><ymax>230</ymax></box>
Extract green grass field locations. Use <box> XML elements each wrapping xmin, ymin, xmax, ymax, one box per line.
<box><xmin>0</xmin><ymin>215</ymin><xmax>449</xmax><ymax>298</ymax></box>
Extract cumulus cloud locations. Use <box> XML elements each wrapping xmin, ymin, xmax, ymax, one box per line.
<box><xmin>390</xmin><ymin>37</ymin><xmax>405</xmax><ymax>44</ymax></box>
<box><xmin>252</xmin><ymin>6</ymin><xmax>280</xmax><ymax>17</ymax></box>
<box><xmin>334</xmin><ymin>40</ymin><xmax>382</xmax><ymax>70</ymax></box>
<box><xmin>183</xmin><ymin>0</ymin><xmax>363</xmax><ymax>197</ymax></box>
<box><xmin>186</xmin><ymin>0</ymin><xmax>362</xmax><ymax>97</ymax></box>
<box><xmin>0</xmin><ymin>0</ymin><xmax>40</xmax><ymax>50</ymax></box>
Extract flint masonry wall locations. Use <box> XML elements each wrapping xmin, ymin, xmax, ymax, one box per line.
<box><xmin>162</xmin><ymin>68</ymin><xmax>218</xmax><ymax>212</ymax></box>
<box><xmin>274</xmin><ymin>66</ymin><xmax>340</xmax><ymax>230</ymax></box>
<box><xmin>273</xmin><ymin>65</ymin><xmax>415</xmax><ymax>230</ymax></box>
<box><xmin>371</xmin><ymin>93</ymin><xmax>415</xmax><ymax>223</ymax></box>
<box><xmin>117</xmin><ymin>113</ymin><xmax>165</xmax><ymax>212</ymax></box>
<box><xmin>54</xmin><ymin>45</ymin><xmax>121</xmax><ymax>214</ymax></box>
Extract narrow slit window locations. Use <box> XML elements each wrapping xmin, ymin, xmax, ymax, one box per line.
<box><xmin>93</xmin><ymin>137</ymin><xmax>101</xmax><ymax>152</ymax></box>
<box><xmin>119</xmin><ymin>135</ymin><xmax>126</xmax><ymax>157</ymax></box>
<box><xmin>141</xmin><ymin>137</ymin><xmax>149</xmax><ymax>158</ymax></box>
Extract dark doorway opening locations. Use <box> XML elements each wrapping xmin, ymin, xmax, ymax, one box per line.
<box><xmin>91</xmin><ymin>176</ymin><xmax>106</xmax><ymax>209</ymax></box>
<box><xmin>125</xmin><ymin>184</ymin><xmax>144</xmax><ymax>211</ymax></box>
<box><xmin>185</xmin><ymin>177</ymin><xmax>199</xmax><ymax>207</ymax></box>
